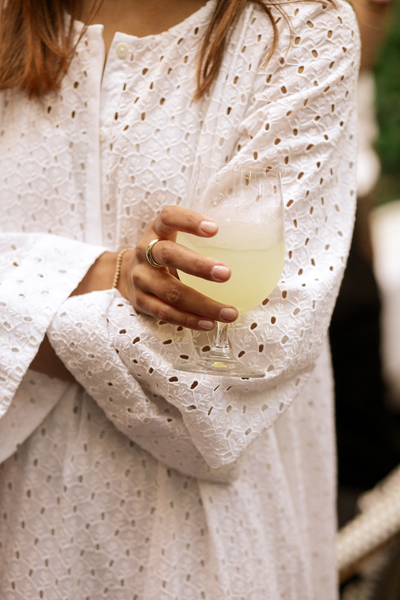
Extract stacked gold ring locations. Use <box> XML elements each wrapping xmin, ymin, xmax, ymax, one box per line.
<box><xmin>146</xmin><ymin>238</ymin><xmax>164</xmax><ymax>268</ymax></box>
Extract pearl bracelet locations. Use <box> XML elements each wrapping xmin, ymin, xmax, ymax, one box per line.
<box><xmin>112</xmin><ymin>248</ymin><xmax>134</xmax><ymax>290</ymax></box>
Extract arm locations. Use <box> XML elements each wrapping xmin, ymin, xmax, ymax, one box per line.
<box><xmin>43</xmin><ymin>209</ymin><xmax>241</xmax><ymax>482</ymax></box>
<box><xmin>0</xmin><ymin>227</ymin><xmax>239</xmax><ymax>481</ymax></box>
<box><xmin>47</xmin><ymin>0</ymin><xmax>360</xmax><ymax>474</ymax></box>
<box><xmin>47</xmin><ymin>289</ymin><xmax>239</xmax><ymax>482</ymax></box>
<box><xmin>29</xmin><ymin>209</ymin><xmax>239</xmax><ymax>381</ymax></box>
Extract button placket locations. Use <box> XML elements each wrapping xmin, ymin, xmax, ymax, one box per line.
<box><xmin>99</xmin><ymin>36</ymin><xmax>134</xmax><ymax>247</ymax></box>
<box><xmin>101</xmin><ymin>40</ymin><xmax>131</xmax><ymax>143</ymax></box>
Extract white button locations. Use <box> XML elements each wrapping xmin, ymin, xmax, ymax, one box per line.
<box><xmin>99</xmin><ymin>127</ymin><xmax>107</xmax><ymax>143</ymax></box>
<box><xmin>115</xmin><ymin>42</ymin><xmax>129</xmax><ymax>59</ymax></box>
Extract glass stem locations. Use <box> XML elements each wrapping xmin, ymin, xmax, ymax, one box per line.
<box><xmin>209</xmin><ymin>322</ymin><xmax>234</xmax><ymax>361</ymax></box>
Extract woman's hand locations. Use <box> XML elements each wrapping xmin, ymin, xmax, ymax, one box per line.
<box><xmin>30</xmin><ymin>206</ymin><xmax>237</xmax><ymax>380</ymax></box>
<box><xmin>118</xmin><ymin>205</ymin><xmax>238</xmax><ymax>331</ymax></box>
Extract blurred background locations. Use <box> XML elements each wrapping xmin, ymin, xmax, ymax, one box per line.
<box><xmin>331</xmin><ymin>0</ymin><xmax>400</xmax><ymax>595</ymax></box>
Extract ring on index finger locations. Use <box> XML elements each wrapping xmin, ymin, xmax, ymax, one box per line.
<box><xmin>146</xmin><ymin>238</ymin><xmax>164</xmax><ymax>268</ymax></box>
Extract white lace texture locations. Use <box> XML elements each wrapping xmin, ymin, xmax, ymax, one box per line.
<box><xmin>0</xmin><ymin>234</ymin><xmax>104</xmax><ymax>414</ymax></box>
<box><xmin>0</xmin><ymin>0</ymin><xmax>360</xmax><ymax>598</ymax></box>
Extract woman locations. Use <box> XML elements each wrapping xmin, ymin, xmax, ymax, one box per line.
<box><xmin>0</xmin><ymin>0</ymin><xmax>359</xmax><ymax>598</ymax></box>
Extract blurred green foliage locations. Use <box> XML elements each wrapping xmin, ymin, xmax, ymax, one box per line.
<box><xmin>372</xmin><ymin>173</ymin><xmax>400</xmax><ymax>206</ymax></box>
<box><xmin>375</xmin><ymin>0</ymin><xmax>400</xmax><ymax>176</ymax></box>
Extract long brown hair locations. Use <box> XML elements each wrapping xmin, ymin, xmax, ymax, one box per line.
<box><xmin>0</xmin><ymin>0</ymin><xmax>292</xmax><ymax>99</ymax></box>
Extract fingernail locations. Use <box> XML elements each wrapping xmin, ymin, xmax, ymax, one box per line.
<box><xmin>219</xmin><ymin>307</ymin><xmax>238</xmax><ymax>322</ymax></box>
<box><xmin>211</xmin><ymin>265</ymin><xmax>230</xmax><ymax>282</ymax></box>
<box><xmin>199</xmin><ymin>220</ymin><xmax>218</xmax><ymax>235</ymax></box>
<box><xmin>199</xmin><ymin>320</ymin><xmax>215</xmax><ymax>331</ymax></box>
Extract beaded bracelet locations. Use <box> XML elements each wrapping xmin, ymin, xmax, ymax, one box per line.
<box><xmin>112</xmin><ymin>248</ymin><xmax>134</xmax><ymax>289</ymax></box>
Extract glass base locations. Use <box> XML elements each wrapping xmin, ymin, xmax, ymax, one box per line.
<box><xmin>174</xmin><ymin>356</ymin><xmax>265</xmax><ymax>378</ymax></box>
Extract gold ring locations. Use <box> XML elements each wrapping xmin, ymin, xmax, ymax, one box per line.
<box><xmin>146</xmin><ymin>238</ymin><xmax>163</xmax><ymax>268</ymax></box>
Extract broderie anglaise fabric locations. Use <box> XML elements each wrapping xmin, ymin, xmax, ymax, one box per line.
<box><xmin>0</xmin><ymin>0</ymin><xmax>359</xmax><ymax>598</ymax></box>
<box><xmin>0</xmin><ymin>235</ymin><xmax>105</xmax><ymax>415</ymax></box>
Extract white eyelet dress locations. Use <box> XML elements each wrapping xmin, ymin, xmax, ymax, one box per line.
<box><xmin>0</xmin><ymin>1</ymin><xmax>359</xmax><ymax>598</ymax></box>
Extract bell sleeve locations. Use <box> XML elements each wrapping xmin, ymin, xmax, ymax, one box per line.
<box><xmin>0</xmin><ymin>233</ymin><xmax>105</xmax><ymax>419</ymax></box>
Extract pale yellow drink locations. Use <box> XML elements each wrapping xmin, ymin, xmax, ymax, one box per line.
<box><xmin>177</xmin><ymin>231</ymin><xmax>285</xmax><ymax>315</ymax></box>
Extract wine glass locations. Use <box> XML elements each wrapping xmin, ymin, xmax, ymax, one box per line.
<box><xmin>175</xmin><ymin>163</ymin><xmax>285</xmax><ymax>378</ymax></box>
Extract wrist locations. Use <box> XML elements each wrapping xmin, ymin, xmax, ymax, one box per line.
<box><xmin>71</xmin><ymin>251</ymin><xmax>119</xmax><ymax>297</ymax></box>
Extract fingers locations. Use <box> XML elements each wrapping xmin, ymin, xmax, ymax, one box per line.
<box><xmin>123</xmin><ymin>205</ymin><xmax>239</xmax><ymax>331</ymax></box>
<box><xmin>132</xmin><ymin>265</ymin><xmax>238</xmax><ymax>329</ymax></box>
<box><xmin>134</xmin><ymin>290</ymin><xmax>216</xmax><ymax>331</ymax></box>
<box><xmin>150</xmin><ymin>239</ymin><xmax>231</xmax><ymax>282</ymax></box>
<box><xmin>153</xmin><ymin>205</ymin><xmax>218</xmax><ymax>240</ymax></box>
